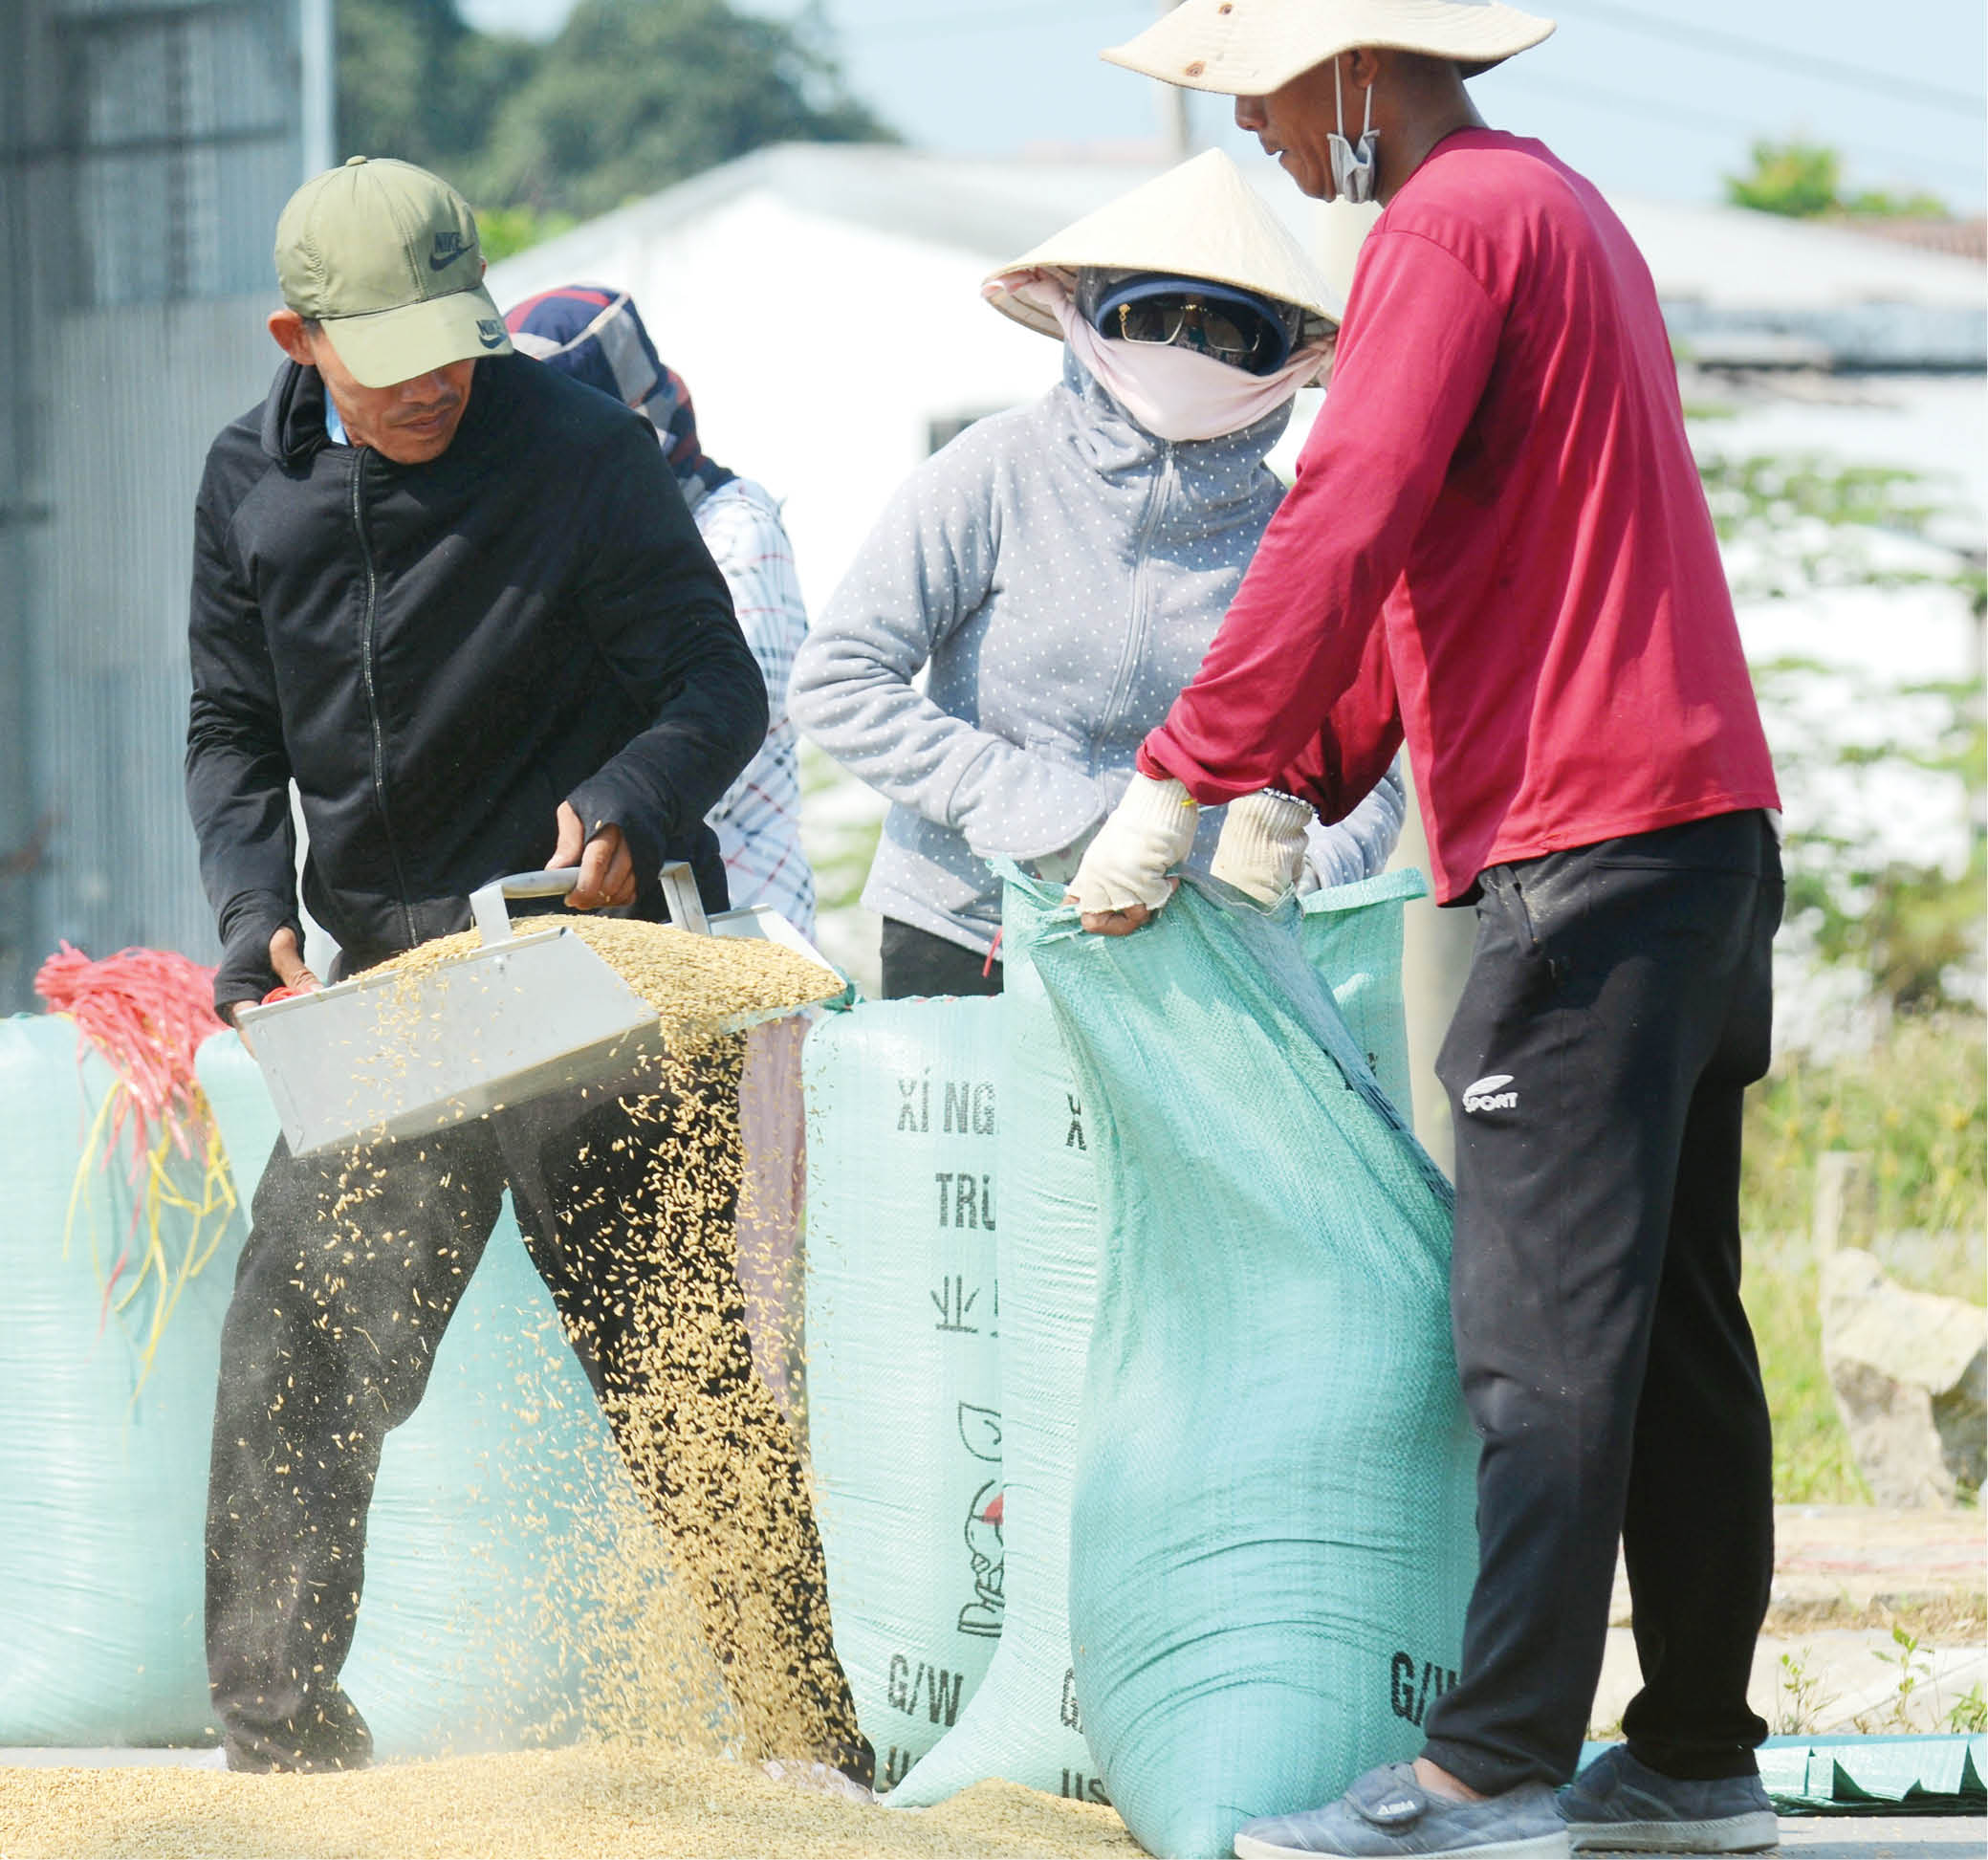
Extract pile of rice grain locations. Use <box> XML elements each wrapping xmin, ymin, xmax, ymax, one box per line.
<box><xmin>0</xmin><ymin>1749</ymin><xmax>1140</xmax><ymax>1860</ymax></box>
<box><xmin>377</xmin><ymin>917</ymin><xmax>842</xmax><ymax>1043</ymax></box>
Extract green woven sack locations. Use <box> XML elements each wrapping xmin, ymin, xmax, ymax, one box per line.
<box><xmin>892</xmin><ymin>870</ymin><xmax>1430</xmax><ymax>1813</ymax></box>
<box><xmin>887</xmin><ymin>946</ymin><xmax>1104</xmax><ymax>1808</ymax></box>
<box><xmin>803</xmin><ymin>998</ymin><xmax>1006</xmax><ymax>1787</ymax></box>
<box><xmin>0</xmin><ymin>1015</ymin><xmax>240</xmax><ymax>1745</ymax></box>
<box><xmin>1299</xmin><ymin>868</ymin><xmax>1426</xmax><ymax>1123</ymax></box>
<box><xmin>1018</xmin><ymin>877</ymin><xmax>1478</xmax><ymax>1859</ymax></box>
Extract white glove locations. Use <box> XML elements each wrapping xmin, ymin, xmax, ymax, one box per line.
<box><xmin>1211</xmin><ymin>789</ymin><xmax>1314</xmax><ymax>904</ymax></box>
<box><xmin>1065</xmin><ymin>775</ymin><xmax>1198</xmax><ymax>915</ymax></box>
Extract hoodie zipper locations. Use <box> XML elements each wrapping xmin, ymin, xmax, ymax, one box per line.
<box><xmin>351</xmin><ymin>450</ymin><xmax>416</xmax><ymax>946</ymax></box>
<box><xmin>1095</xmin><ymin>444</ymin><xmax>1177</xmax><ymax>755</ymax></box>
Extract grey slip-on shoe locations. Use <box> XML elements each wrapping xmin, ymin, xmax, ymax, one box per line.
<box><xmin>1559</xmin><ymin>1745</ymin><xmax>1778</xmax><ymax>1853</ymax></box>
<box><xmin>1234</xmin><ymin>1762</ymin><xmax>1571</xmax><ymax>1860</ymax></box>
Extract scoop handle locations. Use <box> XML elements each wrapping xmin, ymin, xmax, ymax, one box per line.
<box><xmin>470</xmin><ymin>868</ymin><xmax>581</xmax><ymax>946</ymax></box>
<box><xmin>658</xmin><ymin>861</ymin><xmax>710</xmax><ymax>936</ymax></box>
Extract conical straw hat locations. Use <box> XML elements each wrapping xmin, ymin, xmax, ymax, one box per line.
<box><xmin>984</xmin><ymin>149</ymin><xmax>1342</xmax><ymax>340</ymax></box>
<box><xmin>1103</xmin><ymin>0</ymin><xmax>1555</xmax><ymax>97</ymax></box>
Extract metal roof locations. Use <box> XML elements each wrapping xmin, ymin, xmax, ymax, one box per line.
<box><xmin>504</xmin><ymin>142</ymin><xmax>1987</xmax><ymax>372</ymax></box>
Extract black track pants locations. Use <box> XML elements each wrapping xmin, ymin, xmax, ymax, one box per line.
<box><xmin>1419</xmin><ymin>810</ymin><xmax>1783</xmax><ymax>1794</ymax></box>
<box><xmin>880</xmin><ymin>917</ymin><xmax>1003</xmax><ymax>999</ymax></box>
<box><xmin>206</xmin><ymin>1063</ymin><xmax>866</xmax><ymax>1778</ymax></box>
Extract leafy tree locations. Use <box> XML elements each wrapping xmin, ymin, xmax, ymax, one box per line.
<box><xmin>1725</xmin><ymin>138</ymin><xmax>1950</xmax><ymax>220</ymax></box>
<box><xmin>472</xmin><ymin>205</ymin><xmax>579</xmax><ymax>262</ymax></box>
<box><xmin>470</xmin><ymin>0</ymin><xmax>893</xmax><ymax>220</ymax></box>
<box><xmin>335</xmin><ymin>0</ymin><xmax>536</xmax><ymax>172</ymax></box>
<box><xmin>1726</xmin><ymin>138</ymin><xmax>1841</xmax><ymax>217</ymax></box>
<box><xmin>335</xmin><ymin>0</ymin><xmax>893</xmax><ymax>234</ymax></box>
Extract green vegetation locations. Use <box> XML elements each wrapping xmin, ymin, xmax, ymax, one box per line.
<box><xmin>1745</xmin><ymin>1247</ymin><xmax>1872</xmax><ymax>1505</ymax></box>
<box><xmin>1693</xmin><ymin>442</ymin><xmax>1986</xmax><ymax>1506</ymax></box>
<box><xmin>473</xmin><ymin>205</ymin><xmax>579</xmax><ymax>262</ymax></box>
<box><xmin>336</xmin><ymin>0</ymin><xmax>893</xmax><ymax>245</ymax></box>
<box><xmin>1724</xmin><ymin>138</ymin><xmax>1951</xmax><ymax>220</ymax></box>
<box><xmin>1775</xmin><ymin>1648</ymin><xmax>1833</xmax><ymax>1734</ymax></box>
<box><xmin>1743</xmin><ymin>1016</ymin><xmax>1987</xmax><ymax>1242</ymax></box>
<box><xmin>1949</xmin><ymin>1682</ymin><xmax>1988</xmax><ymax>1735</ymax></box>
<box><xmin>1698</xmin><ymin>454</ymin><xmax>1950</xmax><ymax>583</ymax></box>
<box><xmin>1741</xmin><ymin>1015</ymin><xmax>1986</xmax><ymax>1503</ymax></box>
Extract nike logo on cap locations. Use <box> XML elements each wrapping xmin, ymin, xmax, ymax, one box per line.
<box><xmin>429</xmin><ymin>230</ymin><xmax>470</xmax><ymax>271</ymax></box>
<box><xmin>477</xmin><ymin>318</ymin><xmax>506</xmax><ymax>349</ymax></box>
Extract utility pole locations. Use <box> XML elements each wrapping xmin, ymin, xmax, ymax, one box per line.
<box><xmin>1155</xmin><ymin>0</ymin><xmax>1191</xmax><ymax>161</ymax></box>
<box><xmin>300</xmin><ymin>0</ymin><xmax>336</xmax><ymax>177</ymax></box>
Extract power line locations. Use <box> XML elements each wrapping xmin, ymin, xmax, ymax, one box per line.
<box><xmin>841</xmin><ymin>0</ymin><xmax>1985</xmax><ymax>125</ymax></box>
<box><xmin>841</xmin><ymin>0</ymin><xmax>1984</xmax><ymax>122</ymax></box>
<box><xmin>1485</xmin><ymin>66</ymin><xmax>1988</xmax><ymax>189</ymax></box>
<box><xmin>1549</xmin><ymin>0</ymin><xmax>1985</xmax><ymax>118</ymax></box>
<box><xmin>831</xmin><ymin>0</ymin><xmax>1982</xmax><ymax>187</ymax></box>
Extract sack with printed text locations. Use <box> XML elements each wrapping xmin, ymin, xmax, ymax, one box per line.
<box><xmin>891</xmin><ymin>866</ymin><xmax>1431</xmax><ymax>1813</ymax></box>
<box><xmin>803</xmin><ymin>997</ymin><xmax>1005</xmax><ymax>1787</ymax></box>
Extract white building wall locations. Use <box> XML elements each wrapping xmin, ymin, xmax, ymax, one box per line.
<box><xmin>492</xmin><ymin>192</ymin><xmax>1068</xmax><ymax>614</ymax></box>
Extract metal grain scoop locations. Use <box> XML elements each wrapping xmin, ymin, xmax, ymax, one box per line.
<box><xmin>235</xmin><ymin>864</ymin><xmax>844</xmax><ymax>1158</ymax></box>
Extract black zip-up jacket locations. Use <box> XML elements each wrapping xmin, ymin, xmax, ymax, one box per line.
<box><xmin>186</xmin><ymin>353</ymin><xmax>767</xmax><ymax>1015</ymax></box>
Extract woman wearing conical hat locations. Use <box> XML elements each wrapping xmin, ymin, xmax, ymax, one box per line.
<box><xmin>789</xmin><ymin>150</ymin><xmax>1405</xmax><ymax>997</ymax></box>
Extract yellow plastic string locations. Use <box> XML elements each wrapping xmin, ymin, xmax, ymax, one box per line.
<box><xmin>62</xmin><ymin>1076</ymin><xmax>239</xmax><ymax>1400</ymax></box>
<box><xmin>61</xmin><ymin>1083</ymin><xmax>121</xmax><ymax>1312</ymax></box>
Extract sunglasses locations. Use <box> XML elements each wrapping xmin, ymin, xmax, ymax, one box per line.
<box><xmin>1111</xmin><ymin>296</ymin><xmax>1285</xmax><ymax>373</ymax></box>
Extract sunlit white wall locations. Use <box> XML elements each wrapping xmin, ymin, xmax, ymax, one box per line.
<box><xmin>492</xmin><ymin>192</ymin><xmax>1068</xmax><ymax>615</ymax></box>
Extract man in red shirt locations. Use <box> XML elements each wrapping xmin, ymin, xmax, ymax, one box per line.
<box><xmin>1070</xmin><ymin>5</ymin><xmax>1785</xmax><ymax>1857</ymax></box>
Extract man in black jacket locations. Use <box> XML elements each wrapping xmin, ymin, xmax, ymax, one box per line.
<box><xmin>186</xmin><ymin>156</ymin><xmax>866</xmax><ymax>1783</ymax></box>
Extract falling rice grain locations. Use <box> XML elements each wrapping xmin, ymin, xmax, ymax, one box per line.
<box><xmin>301</xmin><ymin>918</ymin><xmax>865</xmax><ymax>1781</ymax></box>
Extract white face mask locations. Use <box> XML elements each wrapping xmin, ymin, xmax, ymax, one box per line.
<box><xmin>1330</xmin><ymin>61</ymin><xmax>1378</xmax><ymax>205</ymax></box>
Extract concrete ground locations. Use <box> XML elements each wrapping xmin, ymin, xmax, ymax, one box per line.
<box><xmin>1776</xmin><ymin>1821</ymin><xmax>1984</xmax><ymax>1859</ymax></box>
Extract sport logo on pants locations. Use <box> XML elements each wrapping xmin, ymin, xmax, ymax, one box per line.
<box><xmin>1462</xmin><ymin>1073</ymin><xmax>1518</xmax><ymax>1114</ymax></box>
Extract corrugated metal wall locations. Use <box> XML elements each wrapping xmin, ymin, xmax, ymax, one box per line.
<box><xmin>0</xmin><ymin>0</ymin><xmax>303</xmax><ymax>1008</ymax></box>
<box><xmin>38</xmin><ymin>302</ymin><xmax>281</xmax><ymax>968</ymax></box>
<box><xmin>0</xmin><ymin>0</ymin><xmax>53</xmax><ymax>1007</ymax></box>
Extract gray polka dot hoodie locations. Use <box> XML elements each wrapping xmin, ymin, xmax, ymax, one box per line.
<box><xmin>790</xmin><ymin>349</ymin><xmax>1405</xmax><ymax>956</ymax></box>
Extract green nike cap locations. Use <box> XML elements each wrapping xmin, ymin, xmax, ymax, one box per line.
<box><xmin>273</xmin><ymin>156</ymin><xmax>512</xmax><ymax>388</ymax></box>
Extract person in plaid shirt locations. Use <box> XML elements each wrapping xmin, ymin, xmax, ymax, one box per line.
<box><xmin>504</xmin><ymin>285</ymin><xmax>815</xmax><ymax>935</ymax></box>
<box><xmin>506</xmin><ymin>285</ymin><xmax>817</xmax><ymax>1418</ymax></box>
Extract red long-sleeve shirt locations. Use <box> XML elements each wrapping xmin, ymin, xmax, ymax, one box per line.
<box><xmin>1139</xmin><ymin>130</ymin><xmax>1779</xmax><ymax>902</ymax></box>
